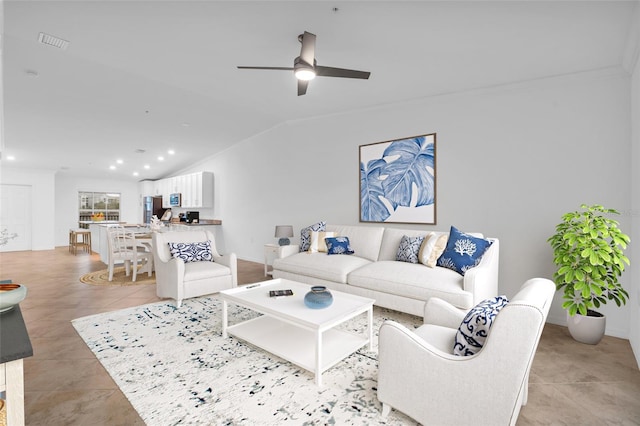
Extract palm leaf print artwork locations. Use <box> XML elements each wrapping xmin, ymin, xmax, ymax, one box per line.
<box><xmin>359</xmin><ymin>134</ymin><xmax>436</xmax><ymax>224</ymax></box>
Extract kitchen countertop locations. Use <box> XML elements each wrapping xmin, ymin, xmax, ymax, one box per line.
<box><xmin>170</xmin><ymin>219</ymin><xmax>222</xmax><ymax>225</ymax></box>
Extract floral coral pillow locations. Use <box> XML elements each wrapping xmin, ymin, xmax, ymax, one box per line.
<box><xmin>437</xmin><ymin>226</ymin><xmax>492</xmax><ymax>275</ymax></box>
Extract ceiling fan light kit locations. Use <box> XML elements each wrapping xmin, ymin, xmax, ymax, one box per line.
<box><xmin>238</xmin><ymin>31</ymin><xmax>370</xmax><ymax>95</ymax></box>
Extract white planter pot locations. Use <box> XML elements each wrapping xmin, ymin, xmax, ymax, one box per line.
<box><xmin>566</xmin><ymin>310</ymin><xmax>606</xmax><ymax>345</ymax></box>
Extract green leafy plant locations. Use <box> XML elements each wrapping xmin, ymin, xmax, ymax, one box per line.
<box><xmin>548</xmin><ymin>204</ymin><xmax>630</xmax><ymax>316</ymax></box>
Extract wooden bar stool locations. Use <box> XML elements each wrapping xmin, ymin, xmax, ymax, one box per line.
<box><xmin>69</xmin><ymin>229</ymin><xmax>92</xmax><ymax>255</ymax></box>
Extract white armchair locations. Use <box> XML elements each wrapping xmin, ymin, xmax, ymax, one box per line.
<box><xmin>377</xmin><ymin>278</ymin><xmax>555</xmax><ymax>426</ymax></box>
<box><xmin>152</xmin><ymin>230</ymin><xmax>237</xmax><ymax>307</ymax></box>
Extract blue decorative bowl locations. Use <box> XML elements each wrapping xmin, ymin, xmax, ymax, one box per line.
<box><xmin>304</xmin><ymin>286</ymin><xmax>333</xmax><ymax>309</ymax></box>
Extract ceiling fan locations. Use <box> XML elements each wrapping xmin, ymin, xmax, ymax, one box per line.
<box><xmin>237</xmin><ymin>31</ymin><xmax>371</xmax><ymax>96</ymax></box>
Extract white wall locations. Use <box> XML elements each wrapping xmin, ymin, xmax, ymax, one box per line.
<box><xmin>628</xmin><ymin>3</ymin><xmax>640</xmax><ymax>367</ymax></box>
<box><xmin>183</xmin><ymin>68</ymin><xmax>633</xmax><ymax>339</ymax></box>
<box><xmin>54</xmin><ymin>175</ymin><xmax>142</xmax><ymax>246</ymax></box>
<box><xmin>0</xmin><ymin>167</ymin><xmax>56</xmax><ymax>250</ymax></box>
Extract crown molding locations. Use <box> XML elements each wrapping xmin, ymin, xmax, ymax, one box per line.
<box><xmin>622</xmin><ymin>1</ymin><xmax>640</xmax><ymax>74</ymax></box>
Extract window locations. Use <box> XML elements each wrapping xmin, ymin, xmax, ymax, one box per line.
<box><xmin>79</xmin><ymin>192</ymin><xmax>120</xmax><ymax>223</ymax></box>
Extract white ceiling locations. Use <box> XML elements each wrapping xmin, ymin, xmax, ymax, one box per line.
<box><xmin>2</xmin><ymin>1</ymin><xmax>637</xmax><ymax>181</ymax></box>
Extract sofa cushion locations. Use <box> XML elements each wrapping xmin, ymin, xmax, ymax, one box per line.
<box><xmin>183</xmin><ymin>261</ymin><xmax>231</xmax><ymax>282</ymax></box>
<box><xmin>453</xmin><ymin>295</ymin><xmax>509</xmax><ymax>356</ymax></box>
<box><xmin>325</xmin><ymin>237</ymin><xmax>355</xmax><ymax>255</ymax></box>
<box><xmin>300</xmin><ymin>221</ymin><xmax>326</xmax><ymax>252</ymax></box>
<box><xmin>437</xmin><ymin>226</ymin><xmax>493</xmax><ymax>275</ymax></box>
<box><xmin>325</xmin><ymin>225</ymin><xmax>385</xmax><ymax>262</ymax></box>
<box><xmin>396</xmin><ymin>235</ymin><xmax>426</xmax><ymax>264</ymax></box>
<box><xmin>273</xmin><ymin>252</ymin><xmax>372</xmax><ymax>284</ymax></box>
<box><xmin>347</xmin><ymin>261</ymin><xmax>473</xmax><ymax>309</ymax></box>
<box><xmin>419</xmin><ymin>233</ymin><xmax>448</xmax><ymax>267</ymax></box>
<box><xmin>168</xmin><ymin>241</ymin><xmax>213</xmax><ymax>263</ymax></box>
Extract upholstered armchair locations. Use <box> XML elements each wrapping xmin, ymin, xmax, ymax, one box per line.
<box><xmin>152</xmin><ymin>229</ymin><xmax>237</xmax><ymax>307</ymax></box>
<box><xmin>377</xmin><ymin>278</ymin><xmax>555</xmax><ymax>426</ymax></box>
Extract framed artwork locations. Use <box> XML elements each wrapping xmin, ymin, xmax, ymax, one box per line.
<box><xmin>359</xmin><ymin>133</ymin><xmax>436</xmax><ymax>224</ymax></box>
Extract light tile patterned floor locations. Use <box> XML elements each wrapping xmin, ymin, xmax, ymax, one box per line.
<box><xmin>1</xmin><ymin>247</ymin><xmax>639</xmax><ymax>425</ymax></box>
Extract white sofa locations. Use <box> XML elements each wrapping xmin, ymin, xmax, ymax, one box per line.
<box><xmin>272</xmin><ymin>224</ymin><xmax>499</xmax><ymax>317</ymax></box>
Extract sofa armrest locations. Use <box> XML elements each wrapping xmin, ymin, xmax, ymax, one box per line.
<box><xmin>154</xmin><ymin>256</ymin><xmax>185</xmax><ymax>300</ymax></box>
<box><xmin>279</xmin><ymin>244</ymin><xmax>299</xmax><ymax>259</ymax></box>
<box><xmin>462</xmin><ymin>238</ymin><xmax>500</xmax><ymax>304</ymax></box>
<box><xmin>423</xmin><ymin>298</ymin><xmax>467</xmax><ymax>328</ymax></box>
<box><xmin>214</xmin><ymin>252</ymin><xmax>238</xmax><ymax>287</ymax></box>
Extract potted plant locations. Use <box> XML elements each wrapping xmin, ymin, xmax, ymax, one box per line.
<box><xmin>548</xmin><ymin>204</ymin><xmax>630</xmax><ymax>344</ymax></box>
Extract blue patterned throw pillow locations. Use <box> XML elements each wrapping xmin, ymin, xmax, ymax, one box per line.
<box><xmin>300</xmin><ymin>221</ymin><xmax>326</xmax><ymax>252</ymax></box>
<box><xmin>396</xmin><ymin>235</ymin><xmax>426</xmax><ymax>264</ymax></box>
<box><xmin>454</xmin><ymin>295</ymin><xmax>509</xmax><ymax>356</ymax></box>
<box><xmin>436</xmin><ymin>226</ymin><xmax>492</xmax><ymax>275</ymax></box>
<box><xmin>325</xmin><ymin>237</ymin><xmax>354</xmax><ymax>255</ymax></box>
<box><xmin>168</xmin><ymin>240</ymin><xmax>214</xmax><ymax>263</ymax></box>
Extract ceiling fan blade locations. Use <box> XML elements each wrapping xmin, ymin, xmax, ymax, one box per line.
<box><xmin>237</xmin><ymin>66</ymin><xmax>294</xmax><ymax>71</ymax></box>
<box><xmin>299</xmin><ymin>31</ymin><xmax>316</xmax><ymax>66</ymax></box>
<box><xmin>315</xmin><ymin>66</ymin><xmax>370</xmax><ymax>79</ymax></box>
<box><xmin>297</xmin><ymin>79</ymin><xmax>309</xmax><ymax>96</ymax></box>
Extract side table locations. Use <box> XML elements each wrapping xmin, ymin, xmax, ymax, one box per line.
<box><xmin>264</xmin><ymin>244</ymin><xmax>299</xmax><ymax>276</ymax></box>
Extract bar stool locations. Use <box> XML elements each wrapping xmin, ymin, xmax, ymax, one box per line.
<box><xmin>69</xmin><ymin>229</ymin><xmax>92</xmax><ymax>255</ymax></box>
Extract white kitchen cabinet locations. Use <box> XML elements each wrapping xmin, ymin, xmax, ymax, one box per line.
<box><xmin>188</xmin><ymin>171</ymin><xmax>213</xmax><ymax>208</ymax></box>
<box><xmin>147</xmin><ymin>171</ymin><xmax>213</xmax><ymax>208</ymax></box>
<box><xmin>181</xmin><ymin>173</ymin><xmax>195</xmax><ymax>207</ymax></box>
<box><xmin>160</xmin><ymin>179</ymin><xmax>172</xmax><ymax>208</ymax></box>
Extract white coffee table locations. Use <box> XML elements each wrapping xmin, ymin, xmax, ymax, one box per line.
<box><xmin>220</xmin><ymin>278</ymin><xmax>375</xmax><ymax>386</ymax></box>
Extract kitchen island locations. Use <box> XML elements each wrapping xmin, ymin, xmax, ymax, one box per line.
<box><xmin>90</xmin><ymin>222</ymin><xmax>222</xmax><ymax>265</ymax></box>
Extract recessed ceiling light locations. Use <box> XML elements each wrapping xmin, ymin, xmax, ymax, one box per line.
<box><xmin>25</xmin><ymin>70</ymin><xmax>39</xmax><ymax>78</ymax></box>
<box><xmin>182</xmin><ymin>122</ymin><xmax>190</xmax><ymax>127</ymax></box>
<box><xmin>133</xmin><ymin>172</ymin><xmax>139</xmax><ymax>177</ymax></box>
<box><xmin>168</xmin><ymin>149</ymin><xmax>175</xmax><ymax>155</ymax></box>
<box><xmin>144</xmin><ymin>164</ymin><xmax>150</xmax><ymax>169</ymax></box>
<box><xmin>158</xmin><ymin>156</ymin><xmax>164</xmax><ymax>161</ymax></box>
<box><xmin>6</xmin><ymin>155</ymin><xmax>15</xmax><ymax>161</ymax></box>
<box><xmin>116</xmin><ymin>159</ymin><xmax>123</xmax><ymax>164</ymax></box>
<box><xmin>135</xmin><ymin>149</ymin><xmax>146</xmax><ymax>154</ymax></box>
<box><xmin>109</xmin><ymin>165</ymin><xmax>116</xmax><ymax>170</ymax></box>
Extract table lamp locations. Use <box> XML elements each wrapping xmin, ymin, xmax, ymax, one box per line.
<box><xmin>275</xmin><ymin>225</ymin><xmax>294</xmax><ymax>246</ymax></box>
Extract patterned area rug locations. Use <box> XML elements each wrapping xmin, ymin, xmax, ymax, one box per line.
<box><xmin>79</xmin><ymin>267</ymin><xmax>155</xmax><ymax>286</ymax></box>
<box><xmin>72</xmin><ymin>296</ymin><xmax>421</xmax><ymax>425</ymax></box>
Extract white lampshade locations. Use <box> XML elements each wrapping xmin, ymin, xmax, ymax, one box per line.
<box><xmin>274</xmin><ymin>225</ymin><xmax>294</xmax><ymax>238</ymax></box>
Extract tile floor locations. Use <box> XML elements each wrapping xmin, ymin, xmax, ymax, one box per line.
<box><xmin>1</xmin><ymin>247</ymin><xmax>639</xmax><ymax>425</ymax></box>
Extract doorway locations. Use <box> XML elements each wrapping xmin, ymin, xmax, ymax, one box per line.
<box><xmin>0</xmin><ymin>184</ymin><xmax>33</xmax><ymax>251</ymax></box>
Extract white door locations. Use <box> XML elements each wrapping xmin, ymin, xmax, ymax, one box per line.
<box><xmin>0</xmin><ymin>184</ymin><xmax>32</xmax><ymax>252</ymax></box>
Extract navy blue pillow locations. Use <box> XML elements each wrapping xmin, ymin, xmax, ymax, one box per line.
<box><xmin>325</xmin><ymin>237</ymin><xmax>354</xmax><ymax>255</ymax></box>
<box><xmin>437</xmin><ymin>226</ymin><xmax>492</xmax><ymax>275</ymax></box>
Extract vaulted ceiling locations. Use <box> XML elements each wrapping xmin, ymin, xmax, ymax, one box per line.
<box><xmin>2</xmin><ymin>1</ymin><xmax>637</xmax><ymax>180</ymax></box>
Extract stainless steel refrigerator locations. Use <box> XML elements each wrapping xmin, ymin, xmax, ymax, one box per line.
<box><xmin>143</xmin><ymin>196</ymin><xmax>164</xmax><ymax>224</ymax></box>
